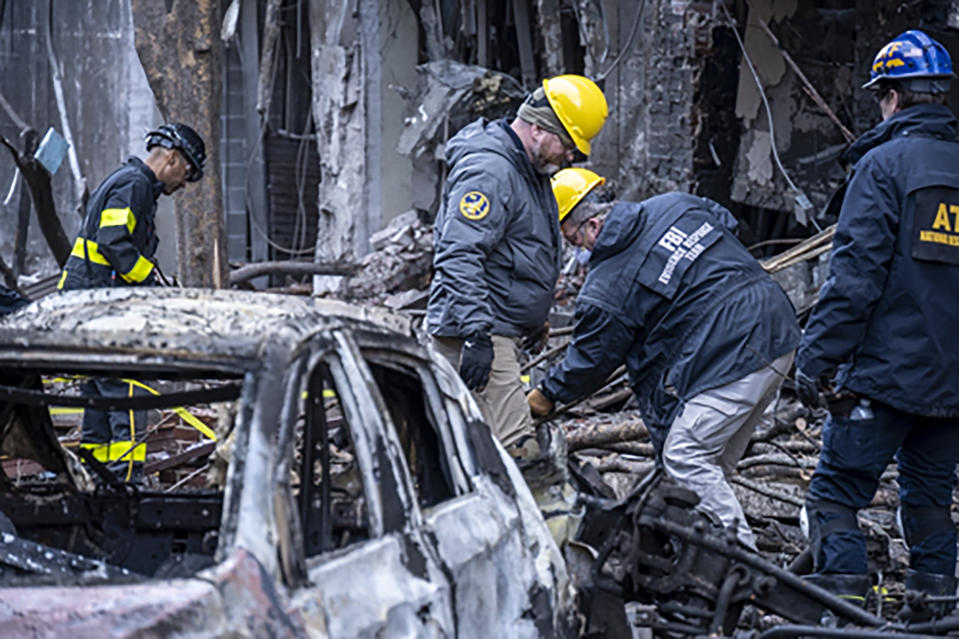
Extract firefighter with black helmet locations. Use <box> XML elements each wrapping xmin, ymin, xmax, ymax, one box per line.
<box><xmin>58</xmin><ymin>122</ymin><xmax>206</xmax><ymax>482</ymax></box>
<box><xmin>795</xmin><ymin>30</ymin><xmax>959</xmax><ymax>612</ymax></box>
<box><xmin>58</xmin><ymin>123</ymin><xmax>206</xmax><ymax>291</ymax></box>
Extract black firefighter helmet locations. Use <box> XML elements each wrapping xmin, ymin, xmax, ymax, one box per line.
<box><xmin>145</xmin><ymin>123</ymin><xmax>207</xmax><ymax>182</ymax></box>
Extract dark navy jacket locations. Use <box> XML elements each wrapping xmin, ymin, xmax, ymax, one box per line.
<box><xmin>427</xmin><ymin>118</ymin><xmax>562</xmax><ymax>338</ymax></box>
<box><xmin>541</xmin><ymin>194</ymin><xmax>799</xmax><ymax>447</ymax></box>
<box><xmin>797</xmin><ymin>104</ymin><xmax>959</xmax><ymax>417</ymax></box>
<box><xmin>60</xmin><ymin>157</ymin><xmax>163</xmax><ymax>290</ymax></box>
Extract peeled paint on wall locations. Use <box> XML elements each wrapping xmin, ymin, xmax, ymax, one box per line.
<box><xmin>733</xmin><ymin>0</ymin><xmax>795</xmax><ymax>122</ymax></box>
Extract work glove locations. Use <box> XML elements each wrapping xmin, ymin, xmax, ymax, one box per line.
<box><xmin>527</xmin><ymin>388</ymin><xmax>554</xmax><ymax>417</ymax></box>
<box><xmin>521</xmin><ymin>321</ymin><xmax>550</xmax><ymax>354</ymax></box>
<box><xmin>459</xmin><ymin>332</ymin><xmax>493</xmax><ymax>391</ymax></box>
<box><xmin>794</xmin><ymin>368</ymin><xmax>824</xmax><ymax>410</ymax></box>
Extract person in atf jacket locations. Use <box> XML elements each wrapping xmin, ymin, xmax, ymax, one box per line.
<box><xmin>528</xmin><ymin>168</ymin><xmax>799</xmax><ymax>549</ymax></box>
<box><xmin>427</xmin><ymin>75</ymin><xmax>607</xmax><ymax>454</ymax></box>
<box><xmin>58</xmin><ymin>123</ymin><xmax>206</xmax><ymax>483</ymax></box>
<box><xmin>794</xmin><ymin>30</ymin><xmax>959</xmax><ymax>607</ymax></box>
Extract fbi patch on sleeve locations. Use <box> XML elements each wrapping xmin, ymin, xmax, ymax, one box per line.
<box><xmin>459</xmin><ymin>191</ymin><xmax>490</xmax><ymax>220</ymax></box>
<box><xmin>912</xmin><ymin>186</ymin><xmax>959</xmax><ymax>265</ymax></box>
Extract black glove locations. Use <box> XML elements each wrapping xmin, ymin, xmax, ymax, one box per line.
<box><xmin>459</xmin><ymin>332</ymin><xmax>493</xmax><ymax>391</ymax></box>
<box><xmin>794</xmin><ymin>368</ymin><xmax>823</xmax><ymax>410</ymax></box>
<box><xmin>521</xmin><ymin>321</ymin><xmax>550</xmax><ymax>354</ymax></box>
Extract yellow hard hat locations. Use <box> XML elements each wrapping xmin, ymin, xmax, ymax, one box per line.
<box><xmin>552</xmin><ymin>167</ymin><xmax>606</xmax><ymax>223</ymax></box>
<box><xmin>542</xmin><ymin>75</ymin><xmax>608</xmax><ymax>156</ymax></box>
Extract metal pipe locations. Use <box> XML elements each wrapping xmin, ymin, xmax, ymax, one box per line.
<box><xmin>757</xmin><ymin>625</ymin><xmax>941</xmax><ymax>639</ymax></box>
<box><xmin>710</xmin><ymin>566</ymin><xmax>746</xmax><ymax>634</ymax></box>
<box><xmin>652</xmin><ymin>517</ymin><xmax>885</xmax><ymax>627</ymax></box>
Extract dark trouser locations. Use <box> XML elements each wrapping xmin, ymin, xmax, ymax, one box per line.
<box><xmin>81</xmin><ymin>378</ymin><xmax>147</xmax><ymax>481</ymax></box>
<box><xmin>805</xmin><ymin>399</ymin><xmax>959</xmax><ymax>575</ymax></box>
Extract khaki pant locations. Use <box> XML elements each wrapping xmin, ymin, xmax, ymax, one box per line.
<box><xmin>432</xmin><ymin>335</ymin><xmax>534</xmax><ymax>448</ymax></box>
<box><xmin>662</xmin><ymin>351</ymin><xmax>794</xmax><ymax>549</ymax></box>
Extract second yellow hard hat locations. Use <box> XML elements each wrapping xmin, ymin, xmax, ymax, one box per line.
<box><xmin>552</xmin><ymin>167</ymin><xmax>606</xmax><ymax>223</ymax></box>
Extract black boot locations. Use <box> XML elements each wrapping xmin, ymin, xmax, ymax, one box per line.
<box><xmin>899</xmin><ymin>569</ymin><xmax>958</xmax><ymax>622</ymax></box>
<box><xmin>803</xmin><ymin>573</ymin><xmax>871</xmax><ymax>626</ymax></box>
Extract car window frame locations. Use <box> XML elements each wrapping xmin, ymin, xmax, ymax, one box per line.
<box><xmin>358</xmin><ymin>344</ymin><xmax>474</xmax><ymax>501</ymax></box>
<box><xmin>272</xmin><ymin>329</ymin><xmax>430</xmax><ymax>586</ymax></box>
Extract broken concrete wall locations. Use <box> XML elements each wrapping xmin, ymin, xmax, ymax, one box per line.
<box><xmin>314</xmin><ymin>0</ymin><xmax>959</xmax><ymax>286</ymax></box>
<box><xmin>586</xmin><ymin>1</ymin><xmax>730</xmax><ymax>203</ymax></box>
<box><xmin>0</xmin><ymin>0</ymin><xmax>166</xmax><ymax>284</ymax></box>
<box><xmin>729</xmin><ymin>0</ymin><xmax>959</xmax><ymax>231</ymax></box>
<box><xmin>310</xmin><ymin>0</ymin><xmax>364</xmax><ymax>293</ymax></box>
<box><xmin>335</xmin><ymin>209</ymin><xmax>433</xmax><ymax>306</ymax></box>
<box><xmin>731</xmin><ymin>0</ymin><xmax>856</xmax><ymax>224</ymax></box>
<box><xmin>310</xmin><ymin>0</ymin><xmax>419</xmax><ymax>294</ymax></box>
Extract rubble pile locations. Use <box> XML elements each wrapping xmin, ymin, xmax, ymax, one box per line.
<box><xmin>550</xmin><ymin>382</ymin><xmax>915</xmax><ymax>618</ymax></box>
<box><xmin>342</xmin><ymin>212</ymin><xmax>930</xmax><ymax>621</ymax></box>
<box><xmin>335</xmin><ymin>210</ymin><xmax>433</xmax><ymax>308</ymax></box>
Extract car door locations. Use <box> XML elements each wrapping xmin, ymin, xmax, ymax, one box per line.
<box><xmin>275</xmin><ymin>330</ymin><xmax>454</xmax><ymax>639</ymax></box>
<box><xmin>355</xmin><ymin>331</ymin><xmax>572</xmax><ymax>639</ymax></box>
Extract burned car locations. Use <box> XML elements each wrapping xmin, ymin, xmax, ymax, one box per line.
<box><xmin>0</xmin><ymin>287</ymin><xmax>575</xmax><ymax>638</ymax></box>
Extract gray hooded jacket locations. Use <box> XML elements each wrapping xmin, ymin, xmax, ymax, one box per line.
<box><xmin>427</xmin><ymin>118</ymin><xmax>562</xmax><ymax>338</ymax></box>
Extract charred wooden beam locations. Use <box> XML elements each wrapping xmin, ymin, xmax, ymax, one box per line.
<box><xmin>0</xmin><ymin>136</ymin><xmax>70</xmax><ymax>267</ymax></box>
<box><xmin>144</xmin><ymin>440</ymin><xmax>216</xmax><ymax>474</ymax></box>
<box><xmin>566</xmin><ymin>417</ymin><xmax>648</xmax><ymax>452</ymax></box>
<box><xmin>12</xmin><ymin>130</ymin><xmax>39</xmax><ymax>277</ymax></box>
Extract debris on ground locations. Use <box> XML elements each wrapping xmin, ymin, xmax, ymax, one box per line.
<box><xmin>333</xmin><ymin>209</ymin><xmax>433</xmax><ymax>308</ymax></box>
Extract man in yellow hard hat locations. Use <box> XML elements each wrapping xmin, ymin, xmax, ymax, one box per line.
<box><xmin>427</xmin><ymin>76</ymin><xmax>607</xmax><ymax>463</ymax></box>
<box><xmin>529</xmin><ymin>168</ymin><xmax>799</xmax><ymax>550</ymax></box>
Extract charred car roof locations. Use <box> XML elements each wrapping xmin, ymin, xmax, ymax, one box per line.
<box><xmin>0</xmin><ymin>287</ymin><xmax>417</xmax><ymax>374</ymax></box>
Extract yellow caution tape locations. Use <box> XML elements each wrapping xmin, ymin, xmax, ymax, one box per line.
<box><xmin>42</xmin><ymin>375</ymin><xmax>217</xmax><ymax>441</ymax></box>
<box><xmin>121</xmin><ymin>378</ymin><xmax>217</xmax><ymax>441</ymax></box>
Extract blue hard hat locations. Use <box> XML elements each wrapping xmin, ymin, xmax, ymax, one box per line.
<box><xmin>863</xmin><ymin>29</ymin><xmax>955</xmax><ymax>93</ymax></box>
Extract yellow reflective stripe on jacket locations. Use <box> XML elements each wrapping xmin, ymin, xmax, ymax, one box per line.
<box><xmin>99</xmin><ymin>207</ymin><xmax>136</xmax><ymax>233</ymax></box>
<box><xmin>56</xmin><ymin>270</ymin><xmax>68</xmax><ymax>290</ymax></box>
<box><xmin>79</xmin><ymin>441</ymin><xmax>146</xmax><ymax>462</ymax></box>
<box><xmin>120</xmin><ymin>255</ymin><xmax>154</xmax><ymax>283</ymax></box>
<box><xmin>49</xmin><ymin>407</ymin><xmax>84</xmax><ymax>415</ymax></box>
<box><xmin>70</xmin><ymin>237</ymin><xmax>111</xmax><ymax>266</ymax></box>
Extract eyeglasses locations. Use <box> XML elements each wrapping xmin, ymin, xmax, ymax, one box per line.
<box><xmin>555</xmin><ymin>131</ymin><xmax>577</xmax><ymax>154</ymax></box>
<box><xmin>562</xmin><ymin>218</ymin><xmax>589</xmax><ymax>245</ymax></box>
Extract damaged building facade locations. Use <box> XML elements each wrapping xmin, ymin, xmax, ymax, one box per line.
<box><xmin>3</xmin><ymin>1</ymin><xmax>959</xmax><ymax>294</ymax></box>
<box><xmin>4</xmin><ymin>0</ymin><xmax>959</xmax><ymax>636</ymax></box>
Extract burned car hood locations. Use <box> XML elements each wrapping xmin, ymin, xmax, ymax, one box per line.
<box><xmin>0</xmin><ymin>548</ymin><xmax>302</xmax><ymax>638</ymax></box>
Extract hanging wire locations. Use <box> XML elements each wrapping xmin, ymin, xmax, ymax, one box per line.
<box><xmin>718</xmin><ymin>2</ymin><xmax>821</xmax><ymax>231</ymax></box>
<box><xmin>237</xmin><ymin>19</ymin><xmax>315</xmax><ymax>258</ymax></box>
<box><xmin>595</xmin><ymin>0</ymin><xmax>646</xmax><ymax>82</ymax></box>
<box><xmin>571</xmin><ymin>0</ymin><xmax>610</xmax><ymax>69</ymax></box>
<box><xmin>290</xmin><ymin>110</ymin><xmax>315</xmax><ymax>258</ymax></box>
